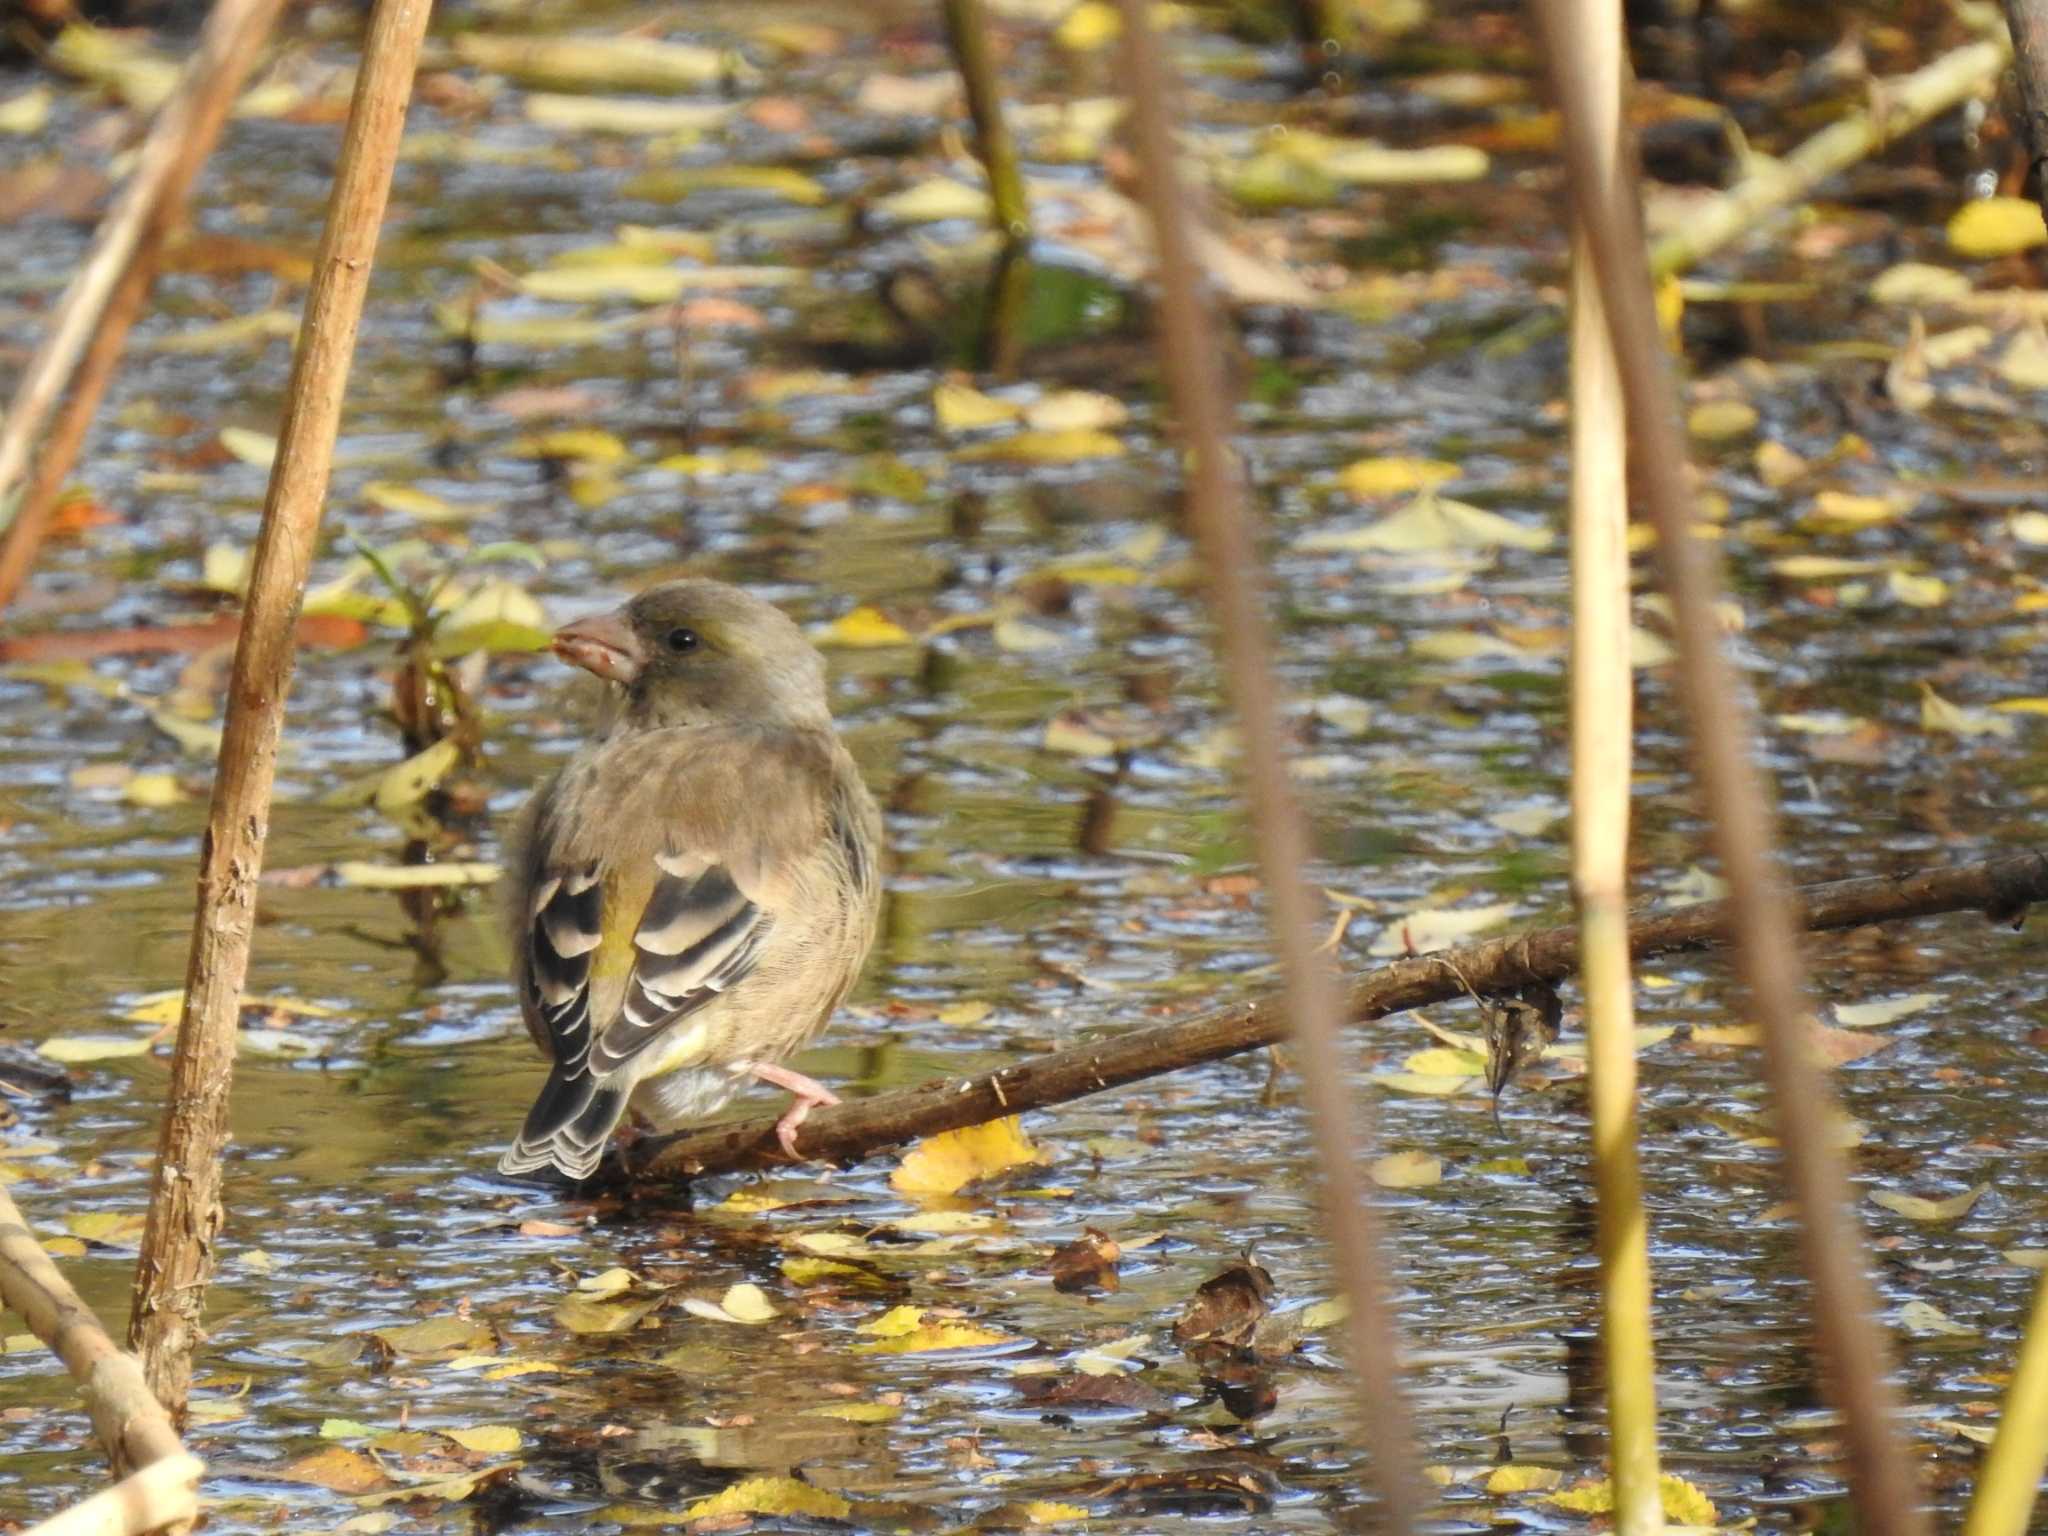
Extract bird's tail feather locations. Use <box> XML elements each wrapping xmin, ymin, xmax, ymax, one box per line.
<box><xmin>499</xmin><ymin>1068</ymin><xmax>630</xmax><ymax>1180</ymax></box>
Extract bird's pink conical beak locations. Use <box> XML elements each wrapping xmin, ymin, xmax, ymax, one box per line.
<box><xmin>551</xmin><ymin>609</ymin><xmax>646</xmax><ymax>685</ymax></box>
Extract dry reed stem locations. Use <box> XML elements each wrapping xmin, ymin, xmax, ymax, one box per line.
<box><xmin>1564</xmin><ymin>1</ymin><xmax>1662</xmax><ymax>1530</ymax></box>
<box><xmin>1960</xmin><ymin>1265</ymin><xmax>2048</xmax><ymax>1536</ymax></box>
<box><xmin>1532</xmin><ymin>1</ymin><xmax>1933</xmax><ymax>1529</ymax></box>
<box><xmin>940</xmin><ymin>0</ymin><xmax>1029</xmax><ymax>241</ymax></box>
<box><xmin>0</xmin><ymin>1186</ymin><xmax>191</xmax><ymax>1501</ymax></box>
<box><xmin>126</xmin><ymin>0</ymin><xmax>435</xmax><ymax>1418</ymax></box>
<box><xmin>19</xmin><ymin>1453</ymin><xmax>204</xmax><ymax>1536</ymax></box>
<box><xmin>0</xmin><ymin>0</ymin><xmax>287</xmax><ymax>520</ymax></box>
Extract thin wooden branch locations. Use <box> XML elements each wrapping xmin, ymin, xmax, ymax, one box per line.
<box><xmin>1647</xmin><ymin>35</ymin><xmax>2008</xmax><ymax>277</ymax></box>
<box><xmin>0</xmin><ymin>1187</ymin><xmax>191</xmax><ymax>1490</ymax></box>
<box><xmin>1565</xmin><ymin>2</ymin><xmax>1662</xmax><ymax>1531</ymax></box>
<box><xmin>0</xmin><ymin>0</ymin><xmax>288</xmax><ymax>522</ymax></box>
<box><xmin>21</xmin><ymin>1453</ymin><xmax>204</xmax><ymax>1536</ymax></box>
<box><xmin>1112</xmin><ymin>1</ymin><xmax>1425</xmax><ymax>1522</ymax></box>
<box><xmin>1532</xmin><ymin>3</ymin><xmax>1933</xmax><ymax>1530</ymax></box>
<box><xmin>1961</xmin><ymin>1266</ymin><xmax>2048</xmax><ymax>1536</ymax></box>
<box><xmin>647</xmin><ymin>852</ymin><xmax>2048</xmax><ymax>1177</ymax></box>
<box><xmin>2001</xmin><ymin>0</ymin><xmax>2048</xmax><ymax>225</ymax></box>
<box><xmin>125</xmin><ymin>0</ymin><xmax>434</xmax><ymax>1420</ymax></box>
<box><xmin>939</xmin><ymin>0</ymin><xmax>1029</xmax><ymax>242</ymax></box>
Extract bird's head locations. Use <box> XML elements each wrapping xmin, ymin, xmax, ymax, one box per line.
<box><xmin>551</xmin><ymin>579</ymin><xmax>830</xmax><ymax>731</ymax></box>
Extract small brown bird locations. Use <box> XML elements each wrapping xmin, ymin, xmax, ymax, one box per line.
<box><xmin>499</xmin><ymin>579</ymin><xmax>882</xmax><ymax>1180</ymax></box>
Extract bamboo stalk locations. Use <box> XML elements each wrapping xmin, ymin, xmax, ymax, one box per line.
<box><xmin>939</xmin><ymin>0</ymin><xmax>1030</xmax><ymax>242</ymax></box>
<box><xmin>0</xmin><ymin>1187</ymin><xmax>191</xmax><ymax>1490</ymax></box>
<box><xmin>1114</xmin><ymin>4</ymin><xmax>1424</xmax><ymax>1524</ymax></box>
<box><xmin>0</xmin><ymin>0</ymin><xmax>288</xmax><ymax>523</ymax></box>
<box><xmin>125</xmin><ymin>0</ymin><xmax>434</xmax><ymax>1420</ymax></box>
<box><xmin>1648</xmin><ymin>36</ymin><xmax>2008</xmax><ymax>277</ymax></box>
<box><xmin>1565</xmin><ymin>2</ymin><xmax>1662</xmax><ymax>1531</ymax></box>
<box><xmin>1532</xmin><ymin>3</ymin><xmax>1933</xmax><ymax>1530</ymax></box>
<box><xmin>1961</xmin><ymin>1267</ymin><xmax>2048</xmax><ymax>1536</ymax></box>
<box><xmin>21</xmin><ymin>1453</ymin><xmax>204</xmax><ymax>1536</ymax></box>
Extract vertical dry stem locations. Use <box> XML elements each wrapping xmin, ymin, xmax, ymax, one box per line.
<box><xmin>126</xmin><ymin>0</ymin><xmax>434</xmax><ymax>1417</ymax></box>
<box><xmin>940</xmin><ymin>0</ymin><xmax>1029</xmax><ymax>241</ymax></box>
<box><xmin>2002</xmin><ymin>0</ymin><xmax>2048</xmax><ymax>224</ymax></box>
<box><xmin>0</xmin><ymin>0</ymin><xmax>286</xmax><ymax>522</ymax></box>
<box><xmin>1115</xmin><ymin>2</ymin><xmax>1423</xmax><ymax>1525</ymax></box>
<box><xmin>1960</xmin><ymin>1267</ymin><xmax>2048</xmax><ymax>1536</ymax></box>
<box><xmin>1565</xmin><ymin>3</ymin><xmax>1662</xmax><ymax>1528</ymax></box>
<box><xmin>1531</xmin><ymin>3</ymin><xmax>1931</xmax><ymax>1531</ymax></box>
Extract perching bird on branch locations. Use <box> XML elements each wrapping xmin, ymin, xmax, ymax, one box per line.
<box><xmin>499</xmin><ymin>579</ymin><xmax>882</xmax><ymax>1181</ymax></box>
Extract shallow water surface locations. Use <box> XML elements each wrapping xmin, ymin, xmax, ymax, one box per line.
<box><xmin>1</xmin><ymin>3</ymin><xmax>2045</xmax><ymax>1531</ymax></box>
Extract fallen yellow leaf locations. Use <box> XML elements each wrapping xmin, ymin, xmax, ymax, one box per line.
<box><xmin>891</xmin><ymin>1116</ymin><xmax>1050</xmax><ymax>1196</ymax></box>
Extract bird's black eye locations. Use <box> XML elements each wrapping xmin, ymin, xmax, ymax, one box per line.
<box><xmin>665</xmin><ymin>627</ymin><xmax>699</xmax><ymax>654</ymax></box>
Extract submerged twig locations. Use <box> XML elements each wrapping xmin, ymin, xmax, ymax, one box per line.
<box><xmin>646</xmin><ymin>851</ymin><xmax>2048</xmax><ymax>1177</ymax></box>
<box><xmin>1533</xmin><ymin>1</ymin><xmax>1934</xmax><ymax>1529</ymax></box>
<box><xmin>126</xmin><ymin>0</ymin><xmax>435</xmax><ymax>1419</ymax></box>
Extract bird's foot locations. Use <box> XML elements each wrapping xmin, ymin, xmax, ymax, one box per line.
<box><xmin>737</xmin><ymin>1061</ymin><xmax>841</xmax><ymax>1160</ymax></box>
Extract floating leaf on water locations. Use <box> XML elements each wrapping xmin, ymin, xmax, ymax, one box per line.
<box><xmin>2004</xmin><ymin>1248</ymin><xmax>2048</xmax><ymax>1269</ymax></box>
<box><xmin>0</xmin><ymin>85</ymin><xmax>53</xmax><ymax>134</ymax></box>
<box><xmin>1834</xmin><ymin>993</ymin><xmax>1940</xmax><ymax>1028</ymax></box>
<box><xmin>933</xmin><ymin>380</ymin><xmax>1021</xmax><ymax>432</ymax></box>
<box><xmin>806</xmin><ymin>1401</ymin><xmax>899</xmax><ymax>1423</ymax></box>
<box><xmin>1869</xmin><ymin>262</ymin><xmax>1973</xmax><ymax>306</ymax></box>
<box><xmin>374</xmin><ymin>739</ymin><xmax>464</xmax><ymax>816</ymax></box>
<box><xmin>682</xmin><ymin>1282</ymin><xmax>777</xmax><ymax>1325</ymax></box>
<box><xmin>1023</xmin><ymin>390</ymin><xmax>1128</xmax><ymax>433</ymax></box>
<box><xmin>320</xmin><ymin>1418</ymin><xmax>378</xmax><ymax>1441</ymax></box>
<box><xmin>38</xmin><ymin>1033</ymin><xmax>156</xmax><ymax>1063</ymax></box>
<box><xmin>374</xmin><ymin>1315</ymin><xmax>495</xmax><ymax>1359</ymax></box>
<box><xmin>1662</xmin><ymin>864</ymin><xmax>1728</xmax><ymax>905</ymax></box>
<box><xmin>66</xmin><ymin>1211</ymin><xmax>146</xmax><ymax>1246</ymax></box>
<box><xmin>1372</xmin><ymin>1071</ymin><xmax>1480</xmax><ymax>1097</ymax></box>
<box><xmin>818</xmin><ymin>605</ymin><xmax>914</xmax><ymax>648</ymax></box>
<box><xmin>1367</xmin><ymin>902</ymin><xmax>1514</xmax><ymax>956</ymax></box>
<box><xmin>1334</xmin><ymin>457</ymin><xmax>1459</xmax><ymax>498</ymax></box>
<box><xmin>442</xmin><ymin>1425</ymin><xmax>523</xmax><ymax>1455</ymax></box>
<box><xmin>955</xmin><ymin>427</ymin><xmax>1124</xmax><ymax>464</ymax></box>
<box><xmin>1547</xmin><ymin>1473</ymin><xmax>1716</xmax><ymax>1524</ymax></box>
<box><xmin>218</xmin><ymin>426</ymin><xmax>279</xmax><ymax>467</ymax></box>
<box><xmin>556</xmin><ymin>1294</ymin><xmax>664</xmax><ymax>1335</ymax></box>
<box><xmin>1898</xmin><ymin>1299</ymin><xmax>1977</xmax><ymax>1336</ymax></box>
<box><xmin>2009</xmin><ymin>510</ymin><xmax>2048</xmax><ymax>546</ymax></box>
<box><xmin>1370</xmin><ymin>1151</ymin><xmax>1443</xmax><ymax>1189</ymax></box>
<box><xmin>1687</xmin><ymin>400</ymin><xmax>1757</xmax><ymax>441</ymax></box>
<box><xmin>277</xmin><ymin>1445</ymin><xmax>388</xmax><ymax>1495</ymax></box>
<box><xmin>684</xmin><ymin>1476</ymin><xmax>851</xmax><ymax>1521</ymax></box>
<box><xmin>510</xmin><ymin>428</ymin><xmax>631</xmax><ymax>465</ymax></box>
<box><xmin>1771</xmin><ymin>554</ymin><xmax>1887</xmax><ymax>579</ymax></box>
<box><xmin>856</xmin><ymin>1320</ymin><xmax>1014</xmax><ymax>1354</ymax></box>
<box><xmin>1487</xmin><ymin>1465</ymin><xmax>1563</xmax><ymax>1494</ymax></box>
<box><xmin>873</xmin><ymin>177</ymin><xmax>994</xmax><ymax>225</ymax></box>
<box><xmin>451</xmin><ymin>32</ymin><xmax>737</xmax><ymax>93</ymax></box>
<box><xmin>1919</xmin><ymin>684</ymin><xmax>2015</xmax><ymax>739</ymax></box>
<box><xmin>1805</xmin><ymin>489</ymin><xmax>1911</xmax><ymax>529</ymax></box>
<box><xmin>1301</xmin><ymin>493</ymin><xmax>1553</xmax><ymax>555</ymax></box>
<box><xmin>1947</xmin><ymin>196</ymin><xmax>2048</xmax><ymax>259</ymax></box>
<box><xmin>1400</xmin><ymin>1047</ymin><xmax>1487</xmax><ymax>1078</ymax></box>
<box><xmin>892</xmin><ymin>1116</ymin><xmax>1050</xmax><ymax>1196</ymax></box>
<box><xmin>523</xmin><ymin>92</ymin><xmax>734</xmax><ymax>134</ymax></box>
<box><xmin>1871</xmin><ymin>1184</ymin><xmax>1988</xmax><ymax>1222</ymax></box>
<box><xmin>623</xmin><ymin>165</ymin><xmax>825</xmax><ymax>205</ymax></box>
<box><xmin>434</xmin><ymin>305</ymin><xmax>622</xmax><ymax>349</ymax></box>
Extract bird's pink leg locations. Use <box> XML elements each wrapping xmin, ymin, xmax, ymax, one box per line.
<box><xmin>739</xmin><ymin>1061</ymin><xmax>841</xmax><ymax>1159</ymax></box>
